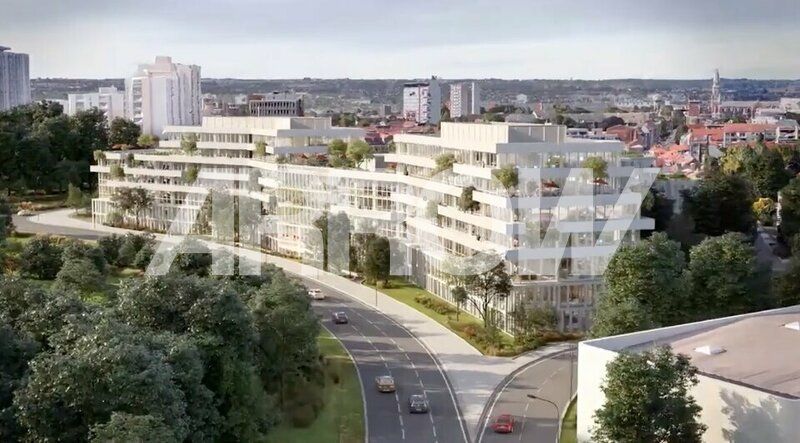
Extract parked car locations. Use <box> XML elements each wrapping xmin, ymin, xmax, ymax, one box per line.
<box><xmin>332</xmin><ymin>312</ymin><xmax>349</xmax><ymax>324</ymax></box>
<box><xmin>308</xmin><ymin>289</ymin><xmax>325</xmax><ymax>300</ymax></box>
<box><xmin>408</xmin><ymin>394</ymin><xmax>429</xmax><ymax>413</ymax></box>
<box><xmin>491</xmin><ymin>414</ymin><xmax>515</xmax><ymax>433</ymax></box>
<box><xmin>375</xmin><ymin>375</ymin><xmax>396</xmax><ymax>393</ymax></box>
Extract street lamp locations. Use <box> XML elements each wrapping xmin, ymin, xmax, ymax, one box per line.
<box><xmin>527</xmin><ymin>394</ymin><xmax>561</xmax><ymax>439</ymax></box>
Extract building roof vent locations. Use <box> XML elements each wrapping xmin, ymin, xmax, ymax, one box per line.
<box><xmin>783</xmin><ymin>321</ymin><xmax>800</xmax><ymax>331</ymax></box>
<box><xmin>694</xmin><ymin>345</ymin><xmax>726</xmax><ymax>356</ymax></box>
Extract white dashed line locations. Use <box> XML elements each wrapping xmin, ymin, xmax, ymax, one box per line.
<box><xmin>395</xmin><ymin>392</ymin><xmax>400</xmax><ymax>402</ymax></box>
<box><xmin>432</xmin><ymin>426</ymin><xmax>437</xmax><ymax>438</ymax></box>
<box><xmin>409</xmin><ymin>359</ymin><xmax>416</xmax><ymax>369</ymax></box>
<box><xmin>380</xmin><ymin>354</ymin><xmax>386</xmax><ymax>362</ymax></box>
<box><xmin>414</xmin><ymin>369</ymin><xmax>420</xmax><ymax>378</ymax></box>
<box><xmin>390</xmin><ymin>338</ymin><xmax>397</xmax><ymax>345</ymax></box>
<box><xmin>399</xmin><ymin>415</ymin><xmax>404</xmax><ymax>427</ymax></box>
<box><xmin>429</xmin><ymin>414</ymin><xmax>435</xmax><ymax>424</ymax></box>
<box><xmin>396</xmin><ymin>403</ymin><xmax>402</xmax><ymax>413</ymax></box>
<box><xmin>402</xmin><ymin>429</ymin><xmax>406</xmax><ymax>440</ymax></box>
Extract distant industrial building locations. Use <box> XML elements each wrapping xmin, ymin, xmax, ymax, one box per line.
<box><xmin>67</xmin><ymin>86</ymin><xmax>125</xmax><ymax>120</ymax></box>
<box><xmin>0</xmin><ymin>46</ymin><xmax>31</xmax><ymax>111</ymax></box>
<box><xmin>578</xmin><ymin>305</ymin><xmax>800</xmax><ymax>443</ymax></box>
<box><xmin>248</xmin><ymin>91</ymin><xmax>304</xmax><ymax>117</ymax></box>
<box><xmin>125</xmin><ymin>56</ymin><xmax>202</xmax><ymax>136</ymax></box>
<box><xmin>450</xmin><ymin>82</ymin><xmax>481</xmax><ymax>118</ymax></box>
<box><xmin>402</xmin><ymin>77</ymin><xmax>441</xmax><ymax>124</ymax></box>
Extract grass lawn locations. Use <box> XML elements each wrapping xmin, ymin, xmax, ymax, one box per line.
<box><xmin>267</xmin><ymin>329</ymin><xmax>365</xmax><ymax>443</ymax></box>
<box><xmin>560</xmin><ymin>397</ymin><xmax>577</xmax><ymax>443</ymax></box>
<box><xmin>364</xmin><ymin>277</ymin><xmax>517</xmax><ymax>356</ymax></box>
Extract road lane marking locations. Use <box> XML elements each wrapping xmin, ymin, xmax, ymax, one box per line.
<box><xmin>397</xmin><ymin>403</ymin><xmax>402</xmax><ymax>413</ymax></box>
<box><xmin>402</xmin><ymin>429</ymin><xmax>406</xmax><ymax>440</ymax></box>
<box><xmin>390</xmin><ymin>338</ymin><xmax>397</xmax><ymax>345</ymax></box>
<box><xmin>399</xmin><ymin>415</ymin><xmax>404</xmax><ymax>427</ymax></box>
<box><xmin>415</xmin><ymin>369</ymin><xmax>420</xmax><ymax>378</ymax></box>
<box><xmin>476</xmin><ymin>350</ymin><xmax>573</xmax><ymax>443</ymax></box>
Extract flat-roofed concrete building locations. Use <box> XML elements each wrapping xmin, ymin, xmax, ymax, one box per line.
<box><xmin>248</xmin><ymin>91</ymin><xmax>304</xmax><ymax>117</ymax></box>
<box><xmin>577</xmin><ymin>306</ymin><xmax>800</xmax><ymax>443</ymax></box>
<box><xmin>67</xmin><ymin>86</ymin><xmax>125</xmax><ymax>120</ymax></box>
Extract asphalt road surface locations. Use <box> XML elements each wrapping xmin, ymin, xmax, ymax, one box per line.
<box><xmin>477</xmin><ymin>348</ymin><xmax>577</xmax><ymax>443</ymax></box>
<box><xmin>305</xmin><ymin>281</ymin><xmax>469</xmax><ymax>443</ymax></box>
<box><xmin>13</xmin><ymin>216</ymin><xmax>469</xmax><ymax>443</ymax></box>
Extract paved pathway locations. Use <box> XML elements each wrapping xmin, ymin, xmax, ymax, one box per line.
<box><xmin>16</xmin><ymin>209</ymin><xmax>574</xmax><ymax>442</ymax></box>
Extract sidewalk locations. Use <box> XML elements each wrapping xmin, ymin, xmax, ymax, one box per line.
<box><xmin>23</xmin><ymin>209</ymin><xmax>567</xmax><ymax>441</ymax></box>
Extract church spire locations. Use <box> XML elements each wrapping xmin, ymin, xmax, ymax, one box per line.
<box><xmin>711</xmin><ymin>69</ymin><xmax>721</xmax><ymax>118</ymax></box>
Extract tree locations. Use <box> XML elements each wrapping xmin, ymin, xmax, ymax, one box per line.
<box><xmin>600</xmin><ymin>116</ymin><xmax>625</xmax><ymax>130</ymax></box>
<box><xmin>492</xmin><ymin>164</ymin><xmax>519</xmax><ymax>195</ymax></box>
<box><xmin>592</xmin><ymin>346</ymin><xmax>706</xmax><ymax>443</ymax></box>
<box><xmin>682</xmin><ymin>172</ymin><xmax>755</xmax><ymax>237</ymax></box>
<box><xmin>254</xmin><ymin>140</ymin><xmax>266</xmax><ymax>158</ymax></box>
<box><xmin>181</xmin><ymin>133</ymin><xmax>198</xmax><ymax>155</ymax></box>
<box><xmin>0</xmin><ymin>321</ymin><xmax>38</xmax><ymax>441</ymax></box>
<box><xmin>778</xmin><ymin>178</ymin><xmax>800</xmax><ymax>241</ymax></box>
<box><xmin>19</xmin><ymin>235</ymin><xmax>64</xmax><ymax>279</ymax></box>
<box><xmin>511</xmin><ymin>303</ymin><xmax>557</xmax><ymax>346</ymax></box>
<box><xmin>61</xmin><ymin>238</ymin><xmax>108</xmax><ymax>276</ymax></box>
<box><xmin>459</xmin><ymin>186</ymin><xmax>480</xmax><ymax>212</ymax></box>
<box><xmin>137</xmin><ymin>133</ymin><xmax>158</xmax><ymax>148</ymax></box>
<box><xmin>773</xmin><ymin>255</ymin><xmax>800</xmax><ymax>307</ymax></box>
<box><xmin>602</xmin><ymin>233</ymin><xmax>688</xmax><ymax>326</ymax></box>
<box><xmin>451</xmin><ymin>257</ymin><xmax>512</xmax><ymax>334</ymax></box>
<box><xmin>0</xmin><ymin>197</ymin><xmax>13</xmax><ymax>240</ymax></box>
<box><xmin>686</xmin><ymin>233</ymin><xmax>773</xmax><ymax>320</ymax></box>
<box><xmin>109</xmin><ymin>163</ymin><xmax>125</xmax><ymax>179</ymax></box>
<box><xmin>451</xmin><ymin>286</ymin><xmax>468</xmax><ymax>321</ymax></box>
<box><xmin>66</xmin><ymin>183</ymin><xmax>86</xmax><ymax>213</ymax></box>
<box><xmin>14</xmin><ymin>322</ymin><xmax>192</xmax><ymax>443</ymax></box>
<box><xmin>109</xmin><ymin>117</ymin><xmax>141</xmax><ymax>146</ymax></box>
<box><xmin>90</xmin><ymin>413</ymin><xmax>178</xmax><ymax>443</ymax></box>
<box><xmin>112</xmin><ymin>188</ymin><xmax>153</xmax><ymax>228</ymax></box>
<box><xmin>752</xmin><ymin>197</ymin><xmax>776</xmax><ymax>225</ymax></box>
<box><xmin>433</xmin><ymin>153</ymin><xmax>456</xmax><ymax>174</ymax></box>
<box><xmin>183</xmin><ymin>165</ymin><xmax>200</xmax><ymax>184</ymax></box>
<box><xmin>364</xmin><ymin>236</ymin><xmax>390</xmax><ymax>286</ymax></box>
<box><xmin>54</xmin><ymin>256</ymin><xmax>105</xmax><ymax>293</ymax></box>
<box><xmin>745</xmin><ymin>148</ymin><xmax>790</xmax><ymax>199</ymax></box>
<box><xmin>97</xmin><ymin>234</ymin><xmax>125</xmax><ymax>267</ymax></box>
<box><xmin>346</xmin><ymin>139</ymin><xmax>374</xmax><ymax>168</ymax></box>
<box><xmin>590</xmin><ymin>297</ymin><xmax>655</xmax><ymax>338</ymax></box>
<box><xmin>327</xmin><ymin>139</ymin><xmax>348</xmax><ymax>165</ymax></box>
<box><xmin>720</xmin><ymin>145</ymin><xmax>756</xmax><ymax>175</ymax></box>
<box><xmin>641</xmin><ymin>188</ymin><xmax>674</xmax><ymax>238</ymax></box>
<box><xmin>581</xmin><ymin>156</ymin><xmax>609</xmax><ymax>181</ymax></box>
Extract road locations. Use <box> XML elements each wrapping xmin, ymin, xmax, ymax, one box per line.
<box><xmin>13</xmin><ymin>215</ymin><xmax>469</xmax><ymax>443</ymax></box>
<box><xmin>477</xmin><ymin>348</ymin><xmax>577</xmax><ymax>443</ymax></box>
<box><xmin>307</xmin><ymin>281</ymin><xmax>468</xmax><ymax>443</ymax></box>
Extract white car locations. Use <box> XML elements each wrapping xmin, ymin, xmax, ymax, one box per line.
<box><xmin>16</xmin><ymin>209</ymin><xmax>34</xmax><ymax>216</ymax></box>
<box><xmin>308</xmin><ymin>289</ymin><xmax>325</xmax><ymax>300</ymax></box>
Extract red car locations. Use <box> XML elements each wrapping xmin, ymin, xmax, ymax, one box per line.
<box><xmin>491</xmin><ymin>414</ymin><xmax>514</xmax><ymax>433</ymax></box>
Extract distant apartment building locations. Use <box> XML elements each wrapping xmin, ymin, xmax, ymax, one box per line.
<box><xmin>403</xmin><ymin>77</ymin><xmax>441</xmax><ymax>124</ymax></box>
<box><xmin>125</xmin><ymin>56</ymin><xmax>202</xmax><ymax>136</ymax></box>
<box><xmin>0</xmin><ymin>46</ymin><xmax>31</xmax><ymax>111</ymax></box>
<box><xmin>91</xmin><ymin>118</ymin><xmax>656</xmax><ymax>333</ymax></box>
<box><xmin>248</xmin><ymin>91</ymin><xmax>304</xmax><ymax>117</ymax></box>
<box><xmin>780</xmin><ymin>97</ymin><xmax>800</xmax><ymax>113</ymax></box>
<box><xmin>449</xmin><ymin>82</ymin><xmax>481</xmax><ymax>118</ymax></box>
<box><xmin>67</xmin><ymin>86</ymin><xmax>125</xmax><ymax>120</ymax></box>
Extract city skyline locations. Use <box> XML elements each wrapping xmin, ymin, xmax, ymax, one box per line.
<box><xmin>3</xmin><ymin>0</ymin><xmax>800</xmax><ymax>80</ymax></box>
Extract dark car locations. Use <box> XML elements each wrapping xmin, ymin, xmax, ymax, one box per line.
<box><xmin>332</xmin><ymin>312</ymin><xmax>349</xmax><ymax>324</ymax></box>
<box><xmin>408</xmin><ymin>394</ymin><xmax>429</xmax><ymax>413</ymax></box>
<box><xmin>375</xmin><ymin>375</ymin><xmax>396</xmax><ymax>393</ymax></box>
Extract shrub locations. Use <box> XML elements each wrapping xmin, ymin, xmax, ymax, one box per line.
<box><xmin>19</xmin><ymin>235</ymin><xmax>64</xmax><ymax>279</ymax></box>
<box><xmin>414</xmin><ymin>295</ymin><xmax>456</xmax><ymax>315</ymax></box>
<box><xmin>98</xmin><ymin>234</ymin><xmax>125</xmax><ymax>265</ymax></box>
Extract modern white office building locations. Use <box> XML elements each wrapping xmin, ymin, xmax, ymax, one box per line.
<box><xmin>91</xmin><ymin>118</ymin><xmax>655</xmax><ymax>332</ymax></box>
<box><xmin>125</xmin><ymin>56</ymin><xmax>202</xmax><ymax>136</ymax></box>
<box><xmin>67</xmin><ymin>86</ymin><xmax>125</xmax><ymax>120</ymax></box>
<box><xmin>0</xmin><ymin>46</ymin><xmax>31</xmax><ymax>111</ymax></box>
<box><xmin>403</xmin><ymin>77</ymin><xmax>442</xmax><ymax>125</ymax></box>
<box><xmin>450</xmin><ymin>82</ymin><xmax>481</xmax><ymax>118</ymax></box>
<box><xmin>577</xmin><ymin>305</ymin><xmax>800</xmax><ymax>443</ymax></box>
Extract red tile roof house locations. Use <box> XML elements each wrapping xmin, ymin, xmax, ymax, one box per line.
<box><xmin>605</xmin><ymin>125</ymin><xmax>638</xmax><ymax>144</ymax></box>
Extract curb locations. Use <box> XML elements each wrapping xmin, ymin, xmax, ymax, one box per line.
<box><xmin>556</xmin><ymin>394</ymin><xmax>578</xmax><ymax>443</ymax></box>
<box><xmin>474</xmin><ymin>346</ymin><xmax>573</xmax><ymax>442</ymax></box>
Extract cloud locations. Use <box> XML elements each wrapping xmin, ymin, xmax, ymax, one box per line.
<box><xmin>2</xmin><ymin>0</ymin><xmax>799</xmax><ymax>78</ymax></box>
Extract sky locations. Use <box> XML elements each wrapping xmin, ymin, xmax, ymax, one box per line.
<box><xmin>2</xmin><ymin>0</ymin><xmax>800</xmax><ymax>80</ymax></box>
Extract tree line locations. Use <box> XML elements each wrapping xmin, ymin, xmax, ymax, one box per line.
<box><xmin>0</xmin><ymin>101</ymin><xmax>155</xmax><ymax>196</ymax></box>
<box><xmin>0</xmin><ymin>230</ymin><xmax>325</xmax><ymax>442</ymax></box>
<box><xmin>588</xmin><ymin>142</ymin><xmax>800</xmax><ymax>442</ymax></box>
